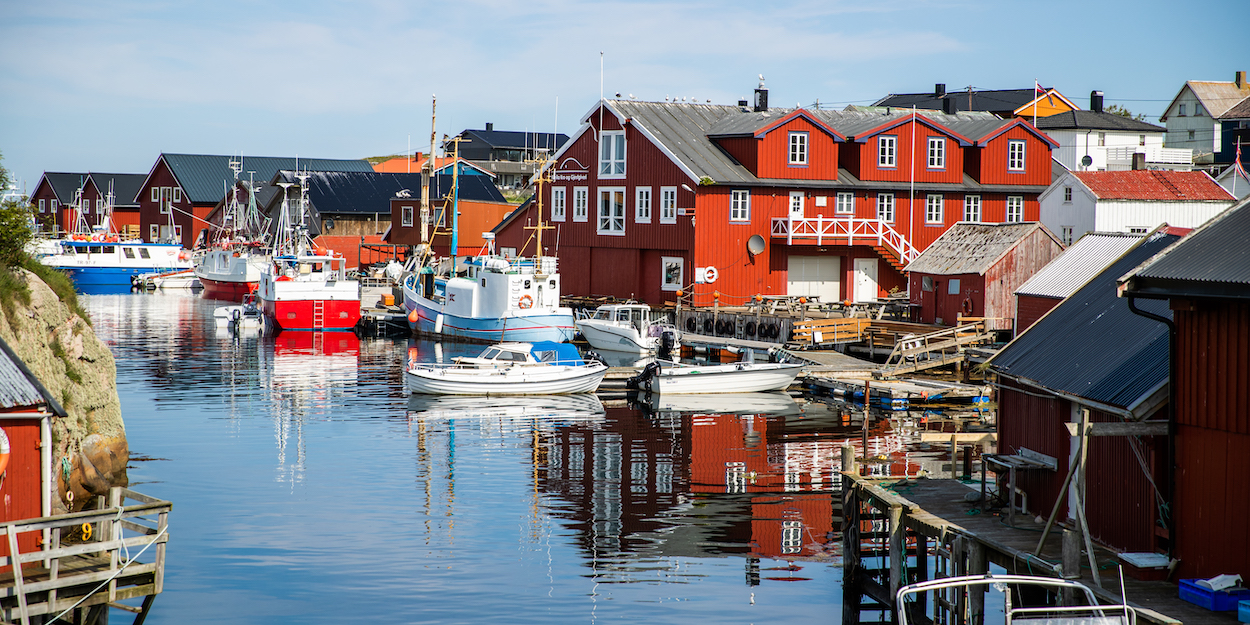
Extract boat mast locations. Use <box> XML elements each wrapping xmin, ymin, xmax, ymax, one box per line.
<box><xmin>421</xmin><ymin>96</ymin><xmax>436</xmax><ymax>246</ymax></box>
<box><xmin>445</xmin><ymin>134</ymin><xmax>468</xmax><ymax>275</ymax></box>
<box><xmin>525</xmin><ymin>153</ymin><xmax>555</xmax><ymax>274</ymax></box>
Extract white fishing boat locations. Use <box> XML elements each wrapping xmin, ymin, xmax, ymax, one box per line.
<box><xmin>195</xmin><ymin>160</ymin><xmax>270</xmax><ymax>302</ymax></box>
<box><xmin>405</xmin><ymin>393</ymin><xmax>606</xmax><ymax>423</ymax></box>
<box><xmin>628</xmin><ymin>354</ymin><xmax>804</xmax><ymax>394</ymax></box>
<box><xmin>406</xmin><ymin>341</ymin><xmax>607</xmax><ymax>395</ymax></box>
<box><xmin>896</xmin><ymin>573</ymin><xmax>1137</xmax><ymax>625</ymax></box>
<box><xmin>576</xmin><ymin>302</ymin><xmax>680</xmax><ymax>354</ymax></box>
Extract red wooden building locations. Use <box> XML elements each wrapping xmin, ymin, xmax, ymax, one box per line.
<box><xmin>80</xmin><ymin>173</ymin><xmax>147</xmax><ymax>238</ymax></box>
<box><xmin>29</xmin><ymin>172</ymin><xmax>86</xmax><ymax>235</ymax></box>
<box><xmin>1119</xmin><ymin>197</ymin><xmax>1250</xmax><ymax>579</ymax></box>
<box><xmin>384</xmin><ymin>172</ymin><xmax>514</xmax><ymax>259</ymax></box>
<box><xmin>496</xmin><ymin>84</ymin><xmax>1058</xmax><ymax>308</ymax></box>
<box><xmin>905</xmin><ymin>222</ymin><xmax>1063</xmax><ymax>329</ymax></box>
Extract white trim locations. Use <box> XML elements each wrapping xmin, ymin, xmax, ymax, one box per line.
<box><xmin>789</xmin><ymin>131</ymin><xmax>809</xmax><ymax>165</ymax></box>
<box><xmin>964</xmin><ymin>194</ymin><xmax>982</xmax><ymax>221</ymax></box>
<box><xmin>599</xmin><ymin>130</ymin><xmax>626</xmax><ymax>179</ymax></box>
<box><xmin>879</xmin><ymin>135</ymin><xmax>897</xmax><ymax>168</ymax></box>
<box><xmin>731</xmin><ymin>189</ymin><xmax>751</xmax><ymax>222</ymax></box>
<box><xmin>661</xmin><ymin>256</ymin><xmax>684</xmax><ymax>292</ymax></box>
<box><xmin>659</xmin><ymin>186</ymin><xmax>678</xmax><ymax>224</ymax></box>
<box><xmin>835</xmin><ymin>191</ymin><xmax>854</xmax><ymax>215</ymax></box>
<box><xmin>1008</xmin><ymin>140</ymin><xmax>1027</xmax><ymax>171</ymax></box>
<box><xmin>925</xmin><ymin>193</ymin><xmax>944</xmax><ymax>223</ymax></box>
<box><xmin>572</xmin><ymin>186</ymin><xmax>589</xmax><ymax>222</ymax></box>
<box><xmin>597</xmin><ymin>187</ymin><xmax>626</xmax><ymax>235</ymax></box>
<box><xmin>551</xmin><ymin>186</ymin><xmax>566</xmax><ymax>222</ymax></box>
<box><xmin>635</xmin><ymin>186</ymin><xmax>652</xmax><ymax>223</ymax></box>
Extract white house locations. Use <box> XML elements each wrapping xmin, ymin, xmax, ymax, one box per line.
<box><xmin>1037</xmin><ymin>91</ymin><xmax>1186</xmax><ymax>171</ymax></box>
<box><xmin>1039</xmin><ymin>170</ymin><xmax>1235</xmax><ymax>244</ymax></box>
<box><xmin>1159</xmin><ymin>71</ymin><xmax>1250</xmax><ymax>159</ymax></box>
<box><xmin>1215</xmin><ymin>163</ymin><xmax>1250</xmax><ymax>200</ymax></box>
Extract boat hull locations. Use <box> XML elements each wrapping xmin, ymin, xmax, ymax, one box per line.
<box><xmin>645</xmin><ymin>362</ymin><xmax>804</xmax><ymax>394</ymax></box>
<box><xmin>41</xmin><ymin>241</ymin><xmax>190</xmax><ymax>294</ymax></box>
<box><xmin>261</xmin><ymin>296</ymin><xmax>360</xmax><ymax>332</ymax></box>
<box><xmin>195</xmin><ymin>250</ymin><xmax>265</xmax><ymax>302</ymax></box>
<box><xmin>576</xmin><ymin>320</ymin><xmax>652</xmax><ymax>353</ymax></box>
<box><xmin>406</xmin><ymin>363</ymin><xmax>607</xmax><ymax>395</ymax></box>
<box><xmin>407</xmin><ymin>299</ymin><xmax>576</xmax><ymax>344</ymax></box>
<box><xmin>200</xmin><ymin>277</ymin><xmax>258</xmax><ymax>301</ymax></box>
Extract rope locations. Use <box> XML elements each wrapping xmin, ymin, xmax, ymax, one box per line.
<box><xmin>48</xmin><ymin>524</ymin><xmax>168</xmax><ymax>622</ymax></box>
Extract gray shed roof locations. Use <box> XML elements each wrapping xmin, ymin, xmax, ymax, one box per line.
<box><xmin>1120</xmin><ymin>195</ymin><xmax>1250</xmax><ymax>299</ymax></box>
<box><xmin>39</xmin><ymin>172</ymin><xmax>88</xmax><ymax>203</ymax></box>
<box><xmin>0</xmin><ymin>336</ymin><xmax>66</xmax><ymax>416</ymax></box>
<box><xmin>160</xmin><ymin>154</ymin><xmax>374</xmax><ymax>205</ymax></box>
<box><xmin>905</xmin><ymin>222</ymin><xmax>1050</xmax><ymax>275</ymax></box>
<box><xmin>86</xmin><ymin>173</ymin><xmax>147</xmax><ymax>208</ymax></box>
<box><xmin>1035</xmin><ymin>110</ymin><xmax>1165</xmax><ymax>133</ymax></box>
<box><xmin>1015</xmin><ymin>232</ymin><xmax>1143</xmax><ymax>299</ymax></box>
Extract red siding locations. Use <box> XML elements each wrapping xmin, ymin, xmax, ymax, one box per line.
<box><xmin>909</xmin><ymin>272</ymin><xmax>984</xmax><ymax>325</ymax></box>
<box><xmin>0</xmin><ymin>418</ymin><xmax>43</xmax><ymax>570</ymax></box>
<box><xmin>976</xmin><ymin>125</ymin><xmax>1052</xmax><ymax>186</ymax></box>
<box><xmin>849</xmin><ymin>120</ymin><xmax>966</xmax><ymax>184</ymax></box>
<box><xmin>138</xmin><ymin>158</ymin><xmax>201</xmax><ymax>247</ymax></box>
<box><xmin>755</xmin><ymin>117</ymin><xmax>840</xmax><ymax>180</ymax></box>
<box><xmin>982</xmin><ymin>229</ymin><xmax>1064</xmax><ymax>325</ymax></box>
<box><xmin>1016</xmin><ymin>294</ymin><xmax>1060</xmax><ymax>333</ymax></box>
<box><xmin>997</xmin><ymin>381</ymin><xmax>1071</xmax><ymax>519</ymax></box>
<box><xmin>1174</xmin><ymin>303</ymin><xmax>1250</xmax><ymax>434</ymax></box>
<box><xmin>716</xmin><ymin>136</ymin><xmax>758</xmax><ymax>174</ymax></box>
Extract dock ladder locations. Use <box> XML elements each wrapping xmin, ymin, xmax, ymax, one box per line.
<box><xmin>877</xmin><ymin>321</ymin><xmax>994</xmax><ymax>377</ymax></box>
<box><xmin>312</xmin><ymin>300</ymin><xmax>325</xmax><ymax>329</ymax></box>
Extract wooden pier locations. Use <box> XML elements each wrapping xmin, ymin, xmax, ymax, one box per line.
<box><xmin>1</xmin><ymin>487</ymin><xmax>170</xmax><ymax>625</ymax></box>
<box><xmin>841</xmin><ymin>469</ymin><xmax>1230</xmax><ymax>625</ymax></box>
<box><xmin>805</xmin><ymin>376</ymin><xmax>992</xmax><ymax>410</ymax></box>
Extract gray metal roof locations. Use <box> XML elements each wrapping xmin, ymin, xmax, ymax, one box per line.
<box><xmin>1120</xmin><ymin>195</ymin><xmax>1250</xmax><ymax>299</ymax></box>
<box><xmin>606</xmin><ymin>100</ymin><xmax>749</xmax><ymax>183</ymax></box>
<box><xmin>0</xmin><ymin>336</ymin><xmax>61</xmax><ymax>414</ymax></box>
<box><xmin>1034</xmin><ymin>110</ymin><xmax>1165</xmax><ymax>133</ymax></box>
<box><xmin>161</xmin><ymin>154</ymin><xmax>374</xmax><ymax>205</ymax></box>
<box><xmin>86</xmin><ymin>173</ymin><xmax>147</xmax><ymax>208</ymax></box>
<box><xmin>905</xmin><ymin>222</ymin><xmax>1048</xmax><ymax>275</ymax></box>
<box><xmin>39</xmin><ymin>172</ymin><xmax>88</xmax><ymax>203</ymax></box>
<box><xmin>1015</xmin><ymin>232</ymin><xmax>1144</xmax><ymax>299</ymax></box>
<box><xmin>989</xmin><ymin>232</ymin><xmax>1183</xmax><ymax>409</ymax></box>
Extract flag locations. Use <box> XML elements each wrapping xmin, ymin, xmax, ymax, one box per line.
<box><xmin>1236</xmin><ymin>141</ymin><xmax>1248</xmax><ymax>181</ymax></box>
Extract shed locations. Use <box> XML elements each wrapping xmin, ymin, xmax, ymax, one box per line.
<box><xmin>905</xmin><ymin>222</ymin><xmax>1063</xmax><ymax>329</ymax></box>
<box><xmin>1118</xmin><ymin>195</ymin><xmax>1250</xmax><ymax>579</ymax></box>
<box><xmin>1013</xmin><ymin>232</ymin><xmax>1144</xmax><ymax>332</ymax></box>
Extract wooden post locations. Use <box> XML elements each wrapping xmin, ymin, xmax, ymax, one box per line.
<box><xmin>862</xmin><ymin>381</ymin><xmax>871</xmax><ymax>457</ymax></box>
<box><xmin>108</xmin><ymin>487</ymin><xmax>121</xmax><ymax>602</ymax></box>
<box><xmin>1075</xmin><ymin>409</ymin><xmax>1101</xmax><ymax>588</ymax></box>
<box><xmin>950</xmin><ymin>435</ymin><xmax>958</xmax><ymax>480</ymax></box>
<box><xmin>915</xmin><ymin>534</ymin><xmax>930</xmax><ymax>612</ymax></box>
<box><xmin>1062</xmin><ymin>528</ymin><xmax>1081</xmax><ymax>605</ymax></box>
<box><xmin>968</xmin><ymin>539</ymin><xmax>987</xmax><ymax>625</ymax></box>
<box><xmin>889</xmin><ymin>503</ymin><xmax>905</xmax><ymax>598</ymax></box>
<box><xmin>843</xmin><ymin>479</ymin><xmax>860</xmax><ymax>579</ymax></box>
<box><xmin>842</xmin><ymin>444</ymin><xmax>858</xmax><ymax>477</ymax></box>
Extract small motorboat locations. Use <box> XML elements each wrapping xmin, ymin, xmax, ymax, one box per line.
<box><xmin>896</xmin><ymin>573</ymin><xmax>1137</xmax><ymax>625</ymax></box>
<box><xmin>628</xmin><ymin>352</ymin><xmax>804</xmax><ymax>395</ymax></box>
<box><xmin>214</xmin><ymin>293</ymin><xmax>267</xmax><ymax>333</ymax></box>
<box><xmin>576</xmin><ymin>302</ymin><xmax>680</xmax><ymax>355</ymax></box>
<box><xmin>406</xmin><ymin>341</ymin><xmax>607</xmax><ymax>395</ymax></box>
<box><xmin>135</xmin><ymin>267</ymin><xmax>202</xmax><ymax>290</ymax></box>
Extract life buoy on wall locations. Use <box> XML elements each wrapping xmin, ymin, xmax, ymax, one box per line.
<box><xmin>961</xmin><ymin>297</ymin><xmax>974</xmax><ymax>316</ymax></box>
<box><xmin>704</xmin><ymin>266</ymin><xmax>719</xmax><ymax>283</ymax></box>
<box><xmin>518</xmin><ymin>295</ymin><xmax>534</xmax><ymax>309</ymax></box>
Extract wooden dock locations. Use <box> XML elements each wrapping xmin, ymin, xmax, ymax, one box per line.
<box><xmin>1</xmin><ymin>487</ymin><xmax>170</xmax><ymax>625</ymax></box>
<box><xmin>841</xmin><ymin>471</ymin><xmax>1234</xmax><ymax>625</ymax></box>
<box><xmin>806</xmin><ymin>376</ymin><xmax>992</xmax><ymax>410</ymax></box>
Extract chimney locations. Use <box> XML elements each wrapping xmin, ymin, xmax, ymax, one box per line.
<box><xmin>485</xmin><ymin>122</ymin><xmax>494</xmax><ymax>132</ymax></box>
<box><xmin>737</xmin><ymin>98</ymin><xmax>749</xmax><ymax>109</ymax></box>
<box><xmin>1237</xmin><ymin>71</ymin><xmax>1247</xmax><ymax>89</ymax></box>
<box><xmin>1132</xmin><ymin>152</ymin><xmax>1146</xmax><ymax>170</ymax></box>
<box><xmin>934</xmin><ymin>83</ymin><xmax>946</xmax><ymax>98</ymax></box>
<box><xmin>754</xmin><ymin>75</ymin><xmax>769</xmax><ymax>112</ymax></box>
<box><xmin>1090</xmin><ymin>90</ymin><xmax>1104</xmax><ymax>114</ymax></box>
<box><xmin>943</xmin><ymin>97</ymin><xmax>957</xmax><ymax>115</ymax></box>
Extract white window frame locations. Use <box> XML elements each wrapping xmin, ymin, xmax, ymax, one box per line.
<box><xmin>635</xmin><ymin>186</ymin><xmax>652</xmax><ymax>223</ymax></box>
<box><xmin>659</xmin><ymin>186</ymin><xmax>677</xmax><ymax>224</ymax></box>
<box><xmin>1006</xmin><ymin>196</ymin><xmax>1023</xmax><ymax>223</ymax></box>
<box><xmin>173</xmin><ymin>187</ymin><xmax>182</xmax><ymax>203</ymax></box>
<box><xmin>51</xmin><ymin>199</ymin><xmax>58</xmax><ymax>213</ymax></box>
<box><xmin>789</xmin><ymin>131</ymin><xmax>808</xmax><ymax>165</ymax></box>
<box><xmin>150</xmin><ymin>187</ymin><xmax>159</xmax><ymax>202</ymax></box>
<box><xmin>173</xmin><ymin>224</ymin><xmax>183</xmax><ymax>240</ymax></box>
<box><xmin>39</xmin><ymin>199</ymin><xmax>45</xmax><ymax>213</ymax></box>
<box><xmin>661</xmin><ymin>256</ymin><xmax>684</xmax><ymax>292</ymax></box>
<box><xmin>927</xmin><ymin>137</ymin><xmax>945</xmax><ymax>169</ymax></box>
<box><xmin>597</xmin><ymin>187</ymin><xmax>626</xmax><ymax>235</ymax></box>
<box><xmin>878</xmin><ymin>135</ymin><xmax>897</xmax><ymax>168</ymax></box>
<box><xmin>401</xmin><ymin>205</ymin><xmax>414</xmax><ymax>227</ymax></box>
<box><xmin>730</xmin><ymin>190</ymin><xmax>751</xmax><ymax>222</ymax></box>
<box><xmin>835</xmin><ymin>191</ymin><xmax>854</xmax><ymax>216</ymax></box>
<box><xmin>1061</xmin><ymin>226</ymin><xmax>1074</xmax><ymax>246</ymax></box>
<box><xmin>599</xmin><ymin>131</ymin><xmax>626</xmax><ymax>178</ymax></box>
<box><xmin>149</xmin><ymin>224</ymin><xmax>158</xmax><ymax>241</ymax></box>
<box><xmin>876</xmin><ymin>193</ymin><xmax>895</xmax><ymax>222</ymax></box>
<box><xmin>925</xmin><ymin>194</ymin><xmax>943</xmax><ymax>224</ymax></box>
<box><xmin>1008</xmin><ymin>140</ymin><xmax>1026</xmax><ymax>171</ymax></box>
<box><xmin>551</xmin><ymin>186</ymin><xmax>566</xmax><ymax>222</ymax></box>
<box><xmin>1063</xmin><ymin>187</ymin><xmax>1072</xmax><ymax>203</ymax></box>
<box><xmin>964</xmin><ymin>195</ymin><xmax>982</xmax><ymax>222</ymax></box>
<box><xmin>573</xmin><ymin>187</ymin><xmax>588</xmax><ymax>222</ymax></box>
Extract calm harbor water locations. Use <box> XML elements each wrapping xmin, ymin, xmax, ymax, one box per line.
<box><xmin>85</xmin><ymin>291</ymin><xmax>887</xmax><ymax>624</ymax></box>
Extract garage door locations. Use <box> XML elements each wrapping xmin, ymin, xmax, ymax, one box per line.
<box><xmin>787</xmin><ymin>256</ymin><xmax>841</xmax><ymax>302</ymax></box>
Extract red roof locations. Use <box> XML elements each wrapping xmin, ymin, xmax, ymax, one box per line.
<box><xmin>1074</xmin><ymin>170</ymin><xmax>1234</xmax><ymax>201</ymax></box>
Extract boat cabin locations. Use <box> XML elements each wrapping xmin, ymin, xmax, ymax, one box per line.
<box><xmin>455</xmin><ymin>341</ymin><xmax>586</xmax><ymax>367</ymax></box>
<box><xmin>585</xmin><ymin>303</ymin><xmax>654</xmax><ymax>332</ymax></box>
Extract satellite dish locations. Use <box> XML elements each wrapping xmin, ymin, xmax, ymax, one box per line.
<box><xmin>747</xmin><ymin>234</ymin><xmax>766</xmax><ymax>256</ymax></box>
<box><xmin>324</xmin><ymin>217</ymin><xmax>335</xmax><ymax>231</ymax></box>
<box><xmin>1080</xmin><ymin>155</ymin><xmax>1093</xmax><ymax>168</ymax></box>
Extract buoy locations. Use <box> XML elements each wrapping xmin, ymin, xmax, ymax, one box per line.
<box><xmin>518</xmin><ymin>295</ymin><xmax>534</xmax><ymax>309</ymax></box>
<box><xmin>408</xmin><ymin>310</ymin><xmax>419</xmax><ymax>323</ymax></box>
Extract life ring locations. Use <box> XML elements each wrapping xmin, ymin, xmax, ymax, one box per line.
<box><xmin>703</xmin><ymin>318</ymin><xmax>714</xmax><ymax>333</ymax></box>
<box><xmin>704</xmin><ymin>266</ymin><xmax>719</xmax><ymax>283</ymax></box>
<box><xmin>518</xmin><ymin>295</ymin><xmax>534</xmax><ymax>309</ymax></box>
<box><xmin>685</xmin><ymin>317</ymin><xmax>696</xmax><ymax>332</ymax></box>
<box><xmin>961</xmin><ymin>298</ymin><xmax>974</xmax><ymax>316</ymax></box>
<box><xmin>745</xmin><ymin>321</ymin><xmax>757</xmax><ymax>336</ymax></box>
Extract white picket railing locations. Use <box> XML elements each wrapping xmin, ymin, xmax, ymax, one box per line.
<box><xmin>770</xmin><ymin>217</ymin><xmax>919</xmax><ymax>264</ymax></box>
<box><xmin>1106</xmin><ymin>146</ymin><xmax>1194</xmax><ymax>167</ymax></box>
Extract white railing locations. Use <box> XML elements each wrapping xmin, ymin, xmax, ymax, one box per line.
<box><xmin>1106</xmin><ymin>146</ymin><xmax>1194</xmax><ymax>167</ymax></box>
<box><xmin>770</xmin><ymin>217</ymin><xmax>919</xmax><ymax>264</ymax></box>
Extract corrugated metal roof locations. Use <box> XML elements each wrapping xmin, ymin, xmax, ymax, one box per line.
<box><xmin>873</xmin><ymin>88</ymin><xmax>1043</xmax><ymax>114</ymax></box>
<box><xmin>1186</xmin><ymin>81</ymin><xmax>1250</xmax><ymax>118</ymax></box>
<box><xmin>905</xmin><ymin>222</ymin><xmax>1045</xmax><ymax>275</ymax></box>
<box><xmin>989</xmin><ymin>231</ymin><xmax>1183</xmax><ymax>409</ymax></box>
<box><xmin>1035</xmin><ymin>110</ymin><xmax>1165</xmax><ymax>133</ymax></box>
<box><xmin>86</xmin><ymin>173</ymin><xmax>146</xmax><ymax>207</ymax></box>
<box><xmin>163</xmin><ymin>154</ymin><xmax>374</xmax><ymax>205</ymax></box>
<box><xmin>0</xmin><ymin>337</ymin><xmax>50</xmax><ymax>411</ymax></box>
<box><xmin>1122</xmin><ymin>195</ymin><xmax>1250</xmax><ymax>294</ymax></box>
<box><xmin>608</xmin><ymin>100</ymin><xmax>749</xmax><ymax>183</ymax></box>
<box><xmin>1015</xmin><ymin>232</ymin><xmax>1143</xmax><ymax>298</ymax></box>
<box><xmin>271</xmin><ymin>171</ymin><xmax>506</xmax><ymax>216</ymax></box>
<box><xmin>1074</xmin><ymin>170</ymin><xmax>1234</xmax><ymax>202</ymax></box>
<box><xmin>449</xmin><ymin>129</ymin><xmax>568</xmax><ymax>151</ymax></box>
<box><xmin>1222</xmin><ymin>95</ymin><xmax>1250</xmax><ymax>120</ymax></box>
<box><xmin>39</xmin><ymin>172</ymin><xmax>88</xmax><ymax>203</ymax></box>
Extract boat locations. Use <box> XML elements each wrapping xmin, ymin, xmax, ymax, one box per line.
<box><xmin>896</xmin><ymin>573</ymin><xmax>1137</xmax><ymax>625</ymax></box>
<box><xmin>405</xmin><ymin>341</ymin><xmax>607</xmax><ymax>395</ymax></box>
<box><xmin>213</xmin><ymin>293</ymin><xmax>266</xmax><ymax>333</ymax></box>
<box><xmin>576</xmin><ymin>302</ymin><xmax>680</xmax><ymax>354</ymax></box>
<box><xmin>256</xmin><ymin>175</ymin><xmax>360</xmax><ymax>332</ymax></box>
<box><xmin>195</xmin><ymin>160</ymin><xmax>270</xmax><ymax>302</ymax></box>
<box><xmin>135</xmin><ymin>267</ymin><xmax>202</xmax><ymax>290</ymax></box>
<box><xmin>627</xmin><ymin>353</ymin><xmax>805</xmax><ymax>394</ymax></box>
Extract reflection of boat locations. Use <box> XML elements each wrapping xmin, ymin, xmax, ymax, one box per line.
<box><xmin>136</xmin><ymin>267</ymin><xmax>201</xmax><ymax>290</ymax></box>
<box><xmin>406</xmin><ymin>341</ymin><xmax>607</xmax><ymax>395</ymax></box>
<box><xmin>406</xmin><ymin>393</ymin><xmax>605</xmax><ymax>421</ymax></box>
<box><xmin>897</xmin><ymin>574</ymin><xmax>1136</xmax><ymax>625</ymax></box>
<box><xmin>629</xmin><ymin>358</ymin><xmax>805</xmax><ymax>394</ymax></box>
<box><xmin>576</xmin><ymin>302</ymin><xmax>679</xmax><ymax>354</ymax></box>
<box><xmin>646</xmin><ymin>391</ymin><xmax>802</xmax><ymax>416</ymax></box>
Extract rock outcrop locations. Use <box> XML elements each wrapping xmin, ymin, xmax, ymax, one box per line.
<box><xmin>0</xmin><ymin>268</ymin><xmax>127</xmax><ymax>513</ymax></box>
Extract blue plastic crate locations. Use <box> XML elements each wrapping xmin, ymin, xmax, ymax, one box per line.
<box><xmin>1178</xmin><ymin>579</ymin><xmax>1250</xmax><ymax>611</ymax></box>
<box><xmin>1238</xmin><ymin>599</ymin><xmax>1249</xmax><ymax>623</ymax></box>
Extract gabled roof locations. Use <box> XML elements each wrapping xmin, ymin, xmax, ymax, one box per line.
<box><xmin>1120</xmin><ymin>196</ymin><xmax>1250</xmax><ymax>299</ymax></box>
<box><xmin>988</xmin><ymin>229</ymin><xmax>1184</xmax><ymax>411</ymax></box>
<box><xmin>1035</xmin><ymin>111</ymin><xmax>1165</xmax><ymax>133</ymax></box>
<box><xmin>706</xmin><ymin>108</ymin><xmax>846</xmax><ymax>141</ymax></box>
<box><xmin>1015</xmin><ymin>232</ymin><xmax>1144</xmax><ymax>299</ymax></box>
<box><xmin>37</xmin><ymin>172</ymin><xmax>88</xmax><ymax>203</ymax></box>
<box><xmin>1073</xmin><ymin>170</ymin><xmax>1233</xmax><ymax>202</ymax></box>
<box><xmin>445</xmin><ymin>129</ymin><xmax>568</xmax><ymax>153</ymax></box>
<box><xmin>0</xmin><ymin>336</ymin><xmax>67</xmax><ymax>417</ymax></box>
<box><xmin>971</xmin><ymin>117</ymin><xmax>1061</xmax><ymax>148</ymax></box>
<box><xmin>905</xmin><ymin>222</ymin><xmax>1056</xmax><ymax>275</ymax></box>
<box><xmin>85</xmin><ymin>173</ymin><xmax>147</xmax><ymax>208</ymax></box>
<box><xmin>874</xmin><ymin>87</ymin><xmax>1062</xmax><ymax>115</ymax></box>
<box><xmin>1012</xmin><ymin>89</ymin><xmax>1081</xmax><ymax>117</ymax></box>
<box><xmin>270</xmin><ymin>170</ymin><xmax>506</xmax><ymax>216</ymax></box>
<box><xmin>156</xmin><ymin>154</ymin><xmax>374</xmax><ymax>205</ymax></box>
<box><xmin>372</xmin><ymin>156</ymin><xmax>497</xmax><ymax>178</ymax></box>
<box><xmin>1221</xmin><ymin>95</ymin><xmax>1250</xmax><ymax>120</ymax></box>
<box><xmin>824</xmin><ymin>111</ymin><xmax>971</xmax><ymax>146</ymax></box>
<box><xmin>1159</xmin><ymin>77</ymin><xmax>1250</xmax><ymax>121</ymax></box>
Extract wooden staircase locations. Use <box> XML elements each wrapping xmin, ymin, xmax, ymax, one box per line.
<box><xmin>871</xmin><ymin>245</ymin><xmax>908</xmax><ymax>274</ymax></box>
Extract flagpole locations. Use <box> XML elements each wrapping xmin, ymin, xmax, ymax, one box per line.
<box><xmin>909</xmin><ymin>105</ymin><xmax>916</xmax><ymax>247</ymax></box>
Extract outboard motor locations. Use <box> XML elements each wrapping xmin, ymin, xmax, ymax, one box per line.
<box><xmin>657</xmin><ymin>329</ymin><xmax>677</xmax><ymax>361</ymax></box>
<box><xmin>585</xmin><ymin>350</ymin><xmax>609</xmax><ymax>367</ymax></box>
<box><xmin>626</xmin><ymin>361</ymin><xmax>662</xmax><ymax>391</ymax></box>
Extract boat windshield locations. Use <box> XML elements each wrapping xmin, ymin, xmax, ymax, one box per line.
<box><xmin>591</xmin><ymin>309</ymin><xmax>611</xmax><ymax>320</ymax></box>
<box><xmin>478</xmin><ymin>347</ymin><xmax>528</xmax><ymax>362</ymax></box>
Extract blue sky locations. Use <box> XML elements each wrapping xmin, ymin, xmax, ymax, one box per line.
<box><xmin>2</xmin><ymin>0</ymin><xmax>1246</xmax><ymax>194</ymax></box>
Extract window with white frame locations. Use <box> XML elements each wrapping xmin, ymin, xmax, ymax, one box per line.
<box><xmin>402</xmin><ymin>205</ymin><xmax>414</xmax><ymax>227</ymax></box>
<box><xmin>782</xmin><ymin>520</ymin><xmax>802</xmax><ymax>555</ymax></box>
<box><xmin>661</xmin><ymin>256</ymin><xmax>683</xmax><ymax>292</ymax></box>
<box><xmin>39</xmin><ymin>199</ymin><xmax>45</xmax><ymax>213</ymax></box>
<box><xmin>573</xmin><ymin>187</ymin><xmax>588</xmax><ymax>222</ymax></box>
<box><xmin>150</xmin><ymin>224</ymin><xmax>158</xmax><ymax>241</ymax></box>
<box><xmin>925</xmin><ymin>194</ymin><xmax>943</xmax><ymax>223</ymax></box>
<box><xmin>1061</xmin><ymin>226</ymin><xmax>1074</xmax><ymax>245</ymax></box>
<box><xmin>597</xmin><ymin>188</ymin><xmax>626</xmax><ymax>234</ymax></box>
<box><xmin>659</xmin><ymin>187</ymin><xmax>677</xmax><ymax>223</ymax></box>
<box><xmin>927</xmin><ymin>137</ymin><xmax>945</xmax><ymax>169</ymax></box>
<box><xmin>876</xmin><ymin>193</ymin><xmax>895</xmax><ymax>222</ymax></box>
<box><xmin>599</xmin><ymin>131</ymin><xmax>626</xmax><ymax>178</ymax></box>
<box><xmin>51</xmin><ymin>199</ymin><xmax>58</xmax><ymax>213</ymax></box>
<box><xmin>835</xmin><ymin>192</ymin><xmax>854</xmax><ymax>215</ymax></box>
<box><xmin>551</xmin><ymin>187</ymin><xmax>566</xmax><ymax>222</ymax></box>
<box><xmin>1008</xmin><ymin>140</ymin><xmax>1026</xmax><ymax>171</ymax></box>
<box><xmin>963</xmin><ymin>195</ymin><xmax>981</xmax><ymax>221</ymax></box>
<box><xmin>1063</xmin><ymin>186</ymin><xmax>1072</xmax><ymax>202</ymax></box>
<box><xmin>635</xmin><ymin>187</ymin><xmax>652</xmax><ymax>223</ymax></box>
<box><xmin>789</xmin><ymin>132</ymin><xmax>808</xmax><ymax>165</ymax></box>
<box><xmin>151</xmin><ymin>187</ymin><xmax>159</xmax><ymax>202</ymax></box>
<box><xmin>174</xmin><ymin>224</ymin><xmax>183</xmax><ymax>240</ymax></box>
<box><xmin>173</xmin><ymin>187</ymin><xmax>182</xmax><ymax>203</ymax></box>
<box><xmin>1006</xmin><ymin>196</ymin><xmax>1023</xmax><ymax>222</ymax></box>
<box><xmin>1098</xmin><ymin>132</ymin><xmax>1106</xmax><ymax>147</ymax></box>
<box><xmin>878</xmin><ymin>135</ymin><xmax>897</xmax><ymax>168</ymax></box>
<box><xmin>730</xmin><ymin>190</ymin><xmax>750</xmax><ymax>221</ymax></box>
